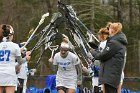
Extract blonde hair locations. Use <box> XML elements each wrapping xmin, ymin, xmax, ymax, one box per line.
<box><xmin>60</xmin><ymin>42</ymin><xmax>70</xmax><ymax>49</ymax></box>
<box><xmin>106</xmin><ymin>22</ymin><xmax>112</xmax><ymax>29</ymax></box>
<box><xmin>109</xmin><ymin>22</ymin><xmax>122</xmax><ymax>35</ymax></box>
<box><xmin>98</xmin><ymin>27</ymin><xmax>109</xmax><ymax>41</ymax></box>
<box><xmin>62</xmin><ymin>34</ymin><xmax>69</xmax><ymax>43</ymax></box>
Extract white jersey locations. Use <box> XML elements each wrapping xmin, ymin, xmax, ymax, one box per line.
<box><xmin>17</xmin><ymin>61</ymin><xmax>28</xmax><ymax>79</ymax></box>
<box><xmin>98</xmin><ymin>40</ymin><xmax>107</xmax><ymax>52</ymax></box>
<box><xmin>53</xmin><ymin>52</ymin><xmax>80</xmax><ymax>89</ymax></box>
<box><xmin>0</xmin><ymin>42</ymin><xmax>21</xmax><ymax>86</ymax></box>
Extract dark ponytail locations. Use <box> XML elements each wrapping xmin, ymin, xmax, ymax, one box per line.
<box><xmin>2</xmin><ymin>24</ymin><xmax>10</xmax><ymax>37</ymax></box>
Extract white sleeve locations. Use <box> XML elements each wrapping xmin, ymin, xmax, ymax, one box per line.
<box><xmin>53</xmin><ymin>54</ymin><xmax>58</xmax><ymax>65</ymax></box>
<box><xmin>73</xmin><ymin>54</ymin><xmax>80</xmax><ymax>65</ymax></box>
<box><xmin>15</xmin><ymin>44</ymin><xmax>21</xmax><ymax>56</ymax></box>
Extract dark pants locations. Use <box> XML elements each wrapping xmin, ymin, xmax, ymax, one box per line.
<box><xmin>15</xmin><ymin>78</ymin><xmax>24</xmax><ymax>93</ymax></box>
<box><xmin>2</xmin><ymin>88</ymin><xmax>5</xmax><ymax>93</ymax></box>
<box><xmin>94</xmin><ymin>86</ymin><xmax>103</xmax><ymax>93</ymax></box>
<box><xmin>104</xmin><ymin>84</ymin><xmax>117</xmax><ymax>93</ymax></box>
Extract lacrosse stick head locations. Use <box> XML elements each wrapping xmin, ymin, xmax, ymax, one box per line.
<box><xmin>42</xmin><ymin>13</ymin><xmax>49</xmax><ymax>18</ymax></box>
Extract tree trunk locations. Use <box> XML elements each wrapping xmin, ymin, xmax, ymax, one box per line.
<box><xmin>90</xmin><ymin>0</ymin><xmax>95</xmax><ymax>31</ymax></box>
<box><xmin>138</xmin><ymin>0</ymin><xmax>140</xmax><ymax>24</ymax></box>
<box><xmin>117</xmin><ymin>0</ymin><xmax>123</xmax><ymax>22</ymax></box>
<box><xmin>112</xmin><ymin>0</ymin><xmax>116</xmax><ymax>20</ymax></box>
<box><xmin>45</xmin><ymin>0</ymin><xmax>52</xmax><ymax>14</ymax></box>
<box><xmin>138</xmin><ymin>41</ymin><xmax>140</xmax><ymax>74</ymax></box>
<box><xmin>100</xmin><ymin>0</ymin><xmax>109</xmax><ymax>4</ymax></box>
<box><xmin>129</xmin><ymin>0</ymin><xmax>133</xmax><ymax>30</ymax></box>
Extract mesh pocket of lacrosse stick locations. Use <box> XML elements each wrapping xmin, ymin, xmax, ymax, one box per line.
<box><xmin>49</xmin><ymin>45</ymin><xmax>59</xmax><ymax>58</ymax></box>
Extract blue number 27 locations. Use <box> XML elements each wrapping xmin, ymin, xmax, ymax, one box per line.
<box><xmin>0</xmin><ymin>50</ymin><xmax>10</xmax><ymax>61</ymax></box>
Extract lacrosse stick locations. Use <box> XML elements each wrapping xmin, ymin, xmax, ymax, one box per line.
<box><xmin>48</xmin><ymin>45</ymin><xmax>59</xmax><ymax>62</ymax></box>
<box><xmin>30</xmin><ymin>29</ymin><xmax>60</xmax><ymax>54</ymax></box>
<box><xmin>29</xmin><ymin>12</ymin><xmax>63</xmax><ymax>54</ymax></box>
<box><xmin>22</xmin><ymin>12</ymin><xmax>49</xmax><ymax>49</ymax></box>
<box><xmin>33</xmin><ymin>49</ymin><xmax>46</xmax><ymax>69</ymax></box>
<box><xmin>64</xmin><ymin>10</ymin><xmax>95</xmax><ymax>63</ymax></box>
<box><xmin>62</xmin><ymin>33</ymin><xmax>90</xmax><ymax>68</ymax></box>
<box><xmin>58</xmin><ymin>1</ymin><xmax>99</xmax><ymax>43</ymax></box>
<box><xmin>29</xmin><ymin>30</ymin><xmax>55</xmax><ymax>54</ymax></box>
<box><xmin>67</xmin><ymin>27</ymin><xmax>94</xmax><ymax>66</ymax></box>
<box><xmin>31</xmin><ymin>37</ymin><xmax>55</xmax><ymax>69</ymax></box>
<box><xmin>74</xmin><ymin>17</ymin><xmax>99</xmax><ymax>42</ymax></box>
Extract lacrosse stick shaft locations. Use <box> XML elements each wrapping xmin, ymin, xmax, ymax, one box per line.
<box><xmin>33</xmin><ymin>49</ymin><xmax>45</xmax><ymax>69</ymax></box>
<box><xmin>22</xmin><ymin>13</ymin><xmax>49</xmax><ymax>49</ymax></box>
<box><xmin>23</xmin><ymin>25</ymin><xmax>40</xmax><ymax>48</ymax></box>
<box><xmin>58</xmin><ymin>1</ymin><xmax>99</xmax><ymax>43</ymax></box>
<box><xmin>30</xmin><ymin>12</ymin><xmax>62</xmax><ymax>53</ymax></box>
<box><xmin>51</xmin><ymin>50</ymin><xmax>54</xmax><ymax>58</ymax></box>
<box><xmin>75</xmin><ymin>17</ymin><xmax>99</xmax><ymax>42</ymax></box>
<box><xmin>30</xmin><ymin>27</ymin><xmax>56</xmax><ymax>54</ymax></box>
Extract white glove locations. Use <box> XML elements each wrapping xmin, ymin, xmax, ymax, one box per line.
<box><xmin>28</xmin><ymin>69</ymin><xmax>37</xmax><ymax>76</ymax></box>
<box><xmin>88</xmin><ymin>67</ymin><xmax>94</xmax><ymax>77</ymax></box>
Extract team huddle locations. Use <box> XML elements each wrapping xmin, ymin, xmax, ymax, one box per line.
<box><xmin>0</xmin><ymin>22</ymin><xmax>127</xmax><ymax>93</ymax></box>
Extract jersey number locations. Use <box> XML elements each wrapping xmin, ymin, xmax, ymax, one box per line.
<box><xmin>0</xmin><ymin>50</ymin><xmax>10</xmax><ymax>61</ymax></box>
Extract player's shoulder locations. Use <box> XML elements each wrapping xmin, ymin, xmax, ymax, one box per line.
<box><xmin>54</xmin><ymin>52</ymin><xmax>60</xmax><ymax>57</ymax></box>
<box><xmin>11</xmin><ymin>42</ymin><xmax>19</xmax><ymax>47</ymax></box>
<box><xmin>8</xmin><ymin>42</ymin><xmax>20</xmax><ymax>49</ymax></box>
<box><xmin>68</xmin><ymin>52</ymin><xmax>77</xmax><ymax>58</ymax></box>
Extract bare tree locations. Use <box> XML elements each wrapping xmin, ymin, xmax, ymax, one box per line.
<box><xmin>100</xmin><ymin>0</ymin><xmax>109</xmax><ymax>4</ymax></box>
<box><xmin>117</xmin><ymin>0</ymin><xmax>123</xmax><ymax>22</ymax></box>
<box><xmin>129</xmin><ymin>0</ymin><xmax>133</xmax><ymax>29</ymax></box>
<box><xmin>138</xmin><ymin>0</ymin><xmax>140</xmax><ymax>24</ymax></box>
<box><xmin>91</xmin><ymin>0</ymin><xmax>95</xmax><ymax>31</ymax></box>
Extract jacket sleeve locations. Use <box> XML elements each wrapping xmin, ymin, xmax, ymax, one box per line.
<box><xmin>92</xmin><ymin>40</ymin><xmax>122</xmax><ymax>61</ymax></box>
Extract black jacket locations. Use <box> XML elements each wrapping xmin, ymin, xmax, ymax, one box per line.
<box><xmin>92</xmin><ymin>32</ymin><xmax>128</xmax><ymax>88</ymax></box>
